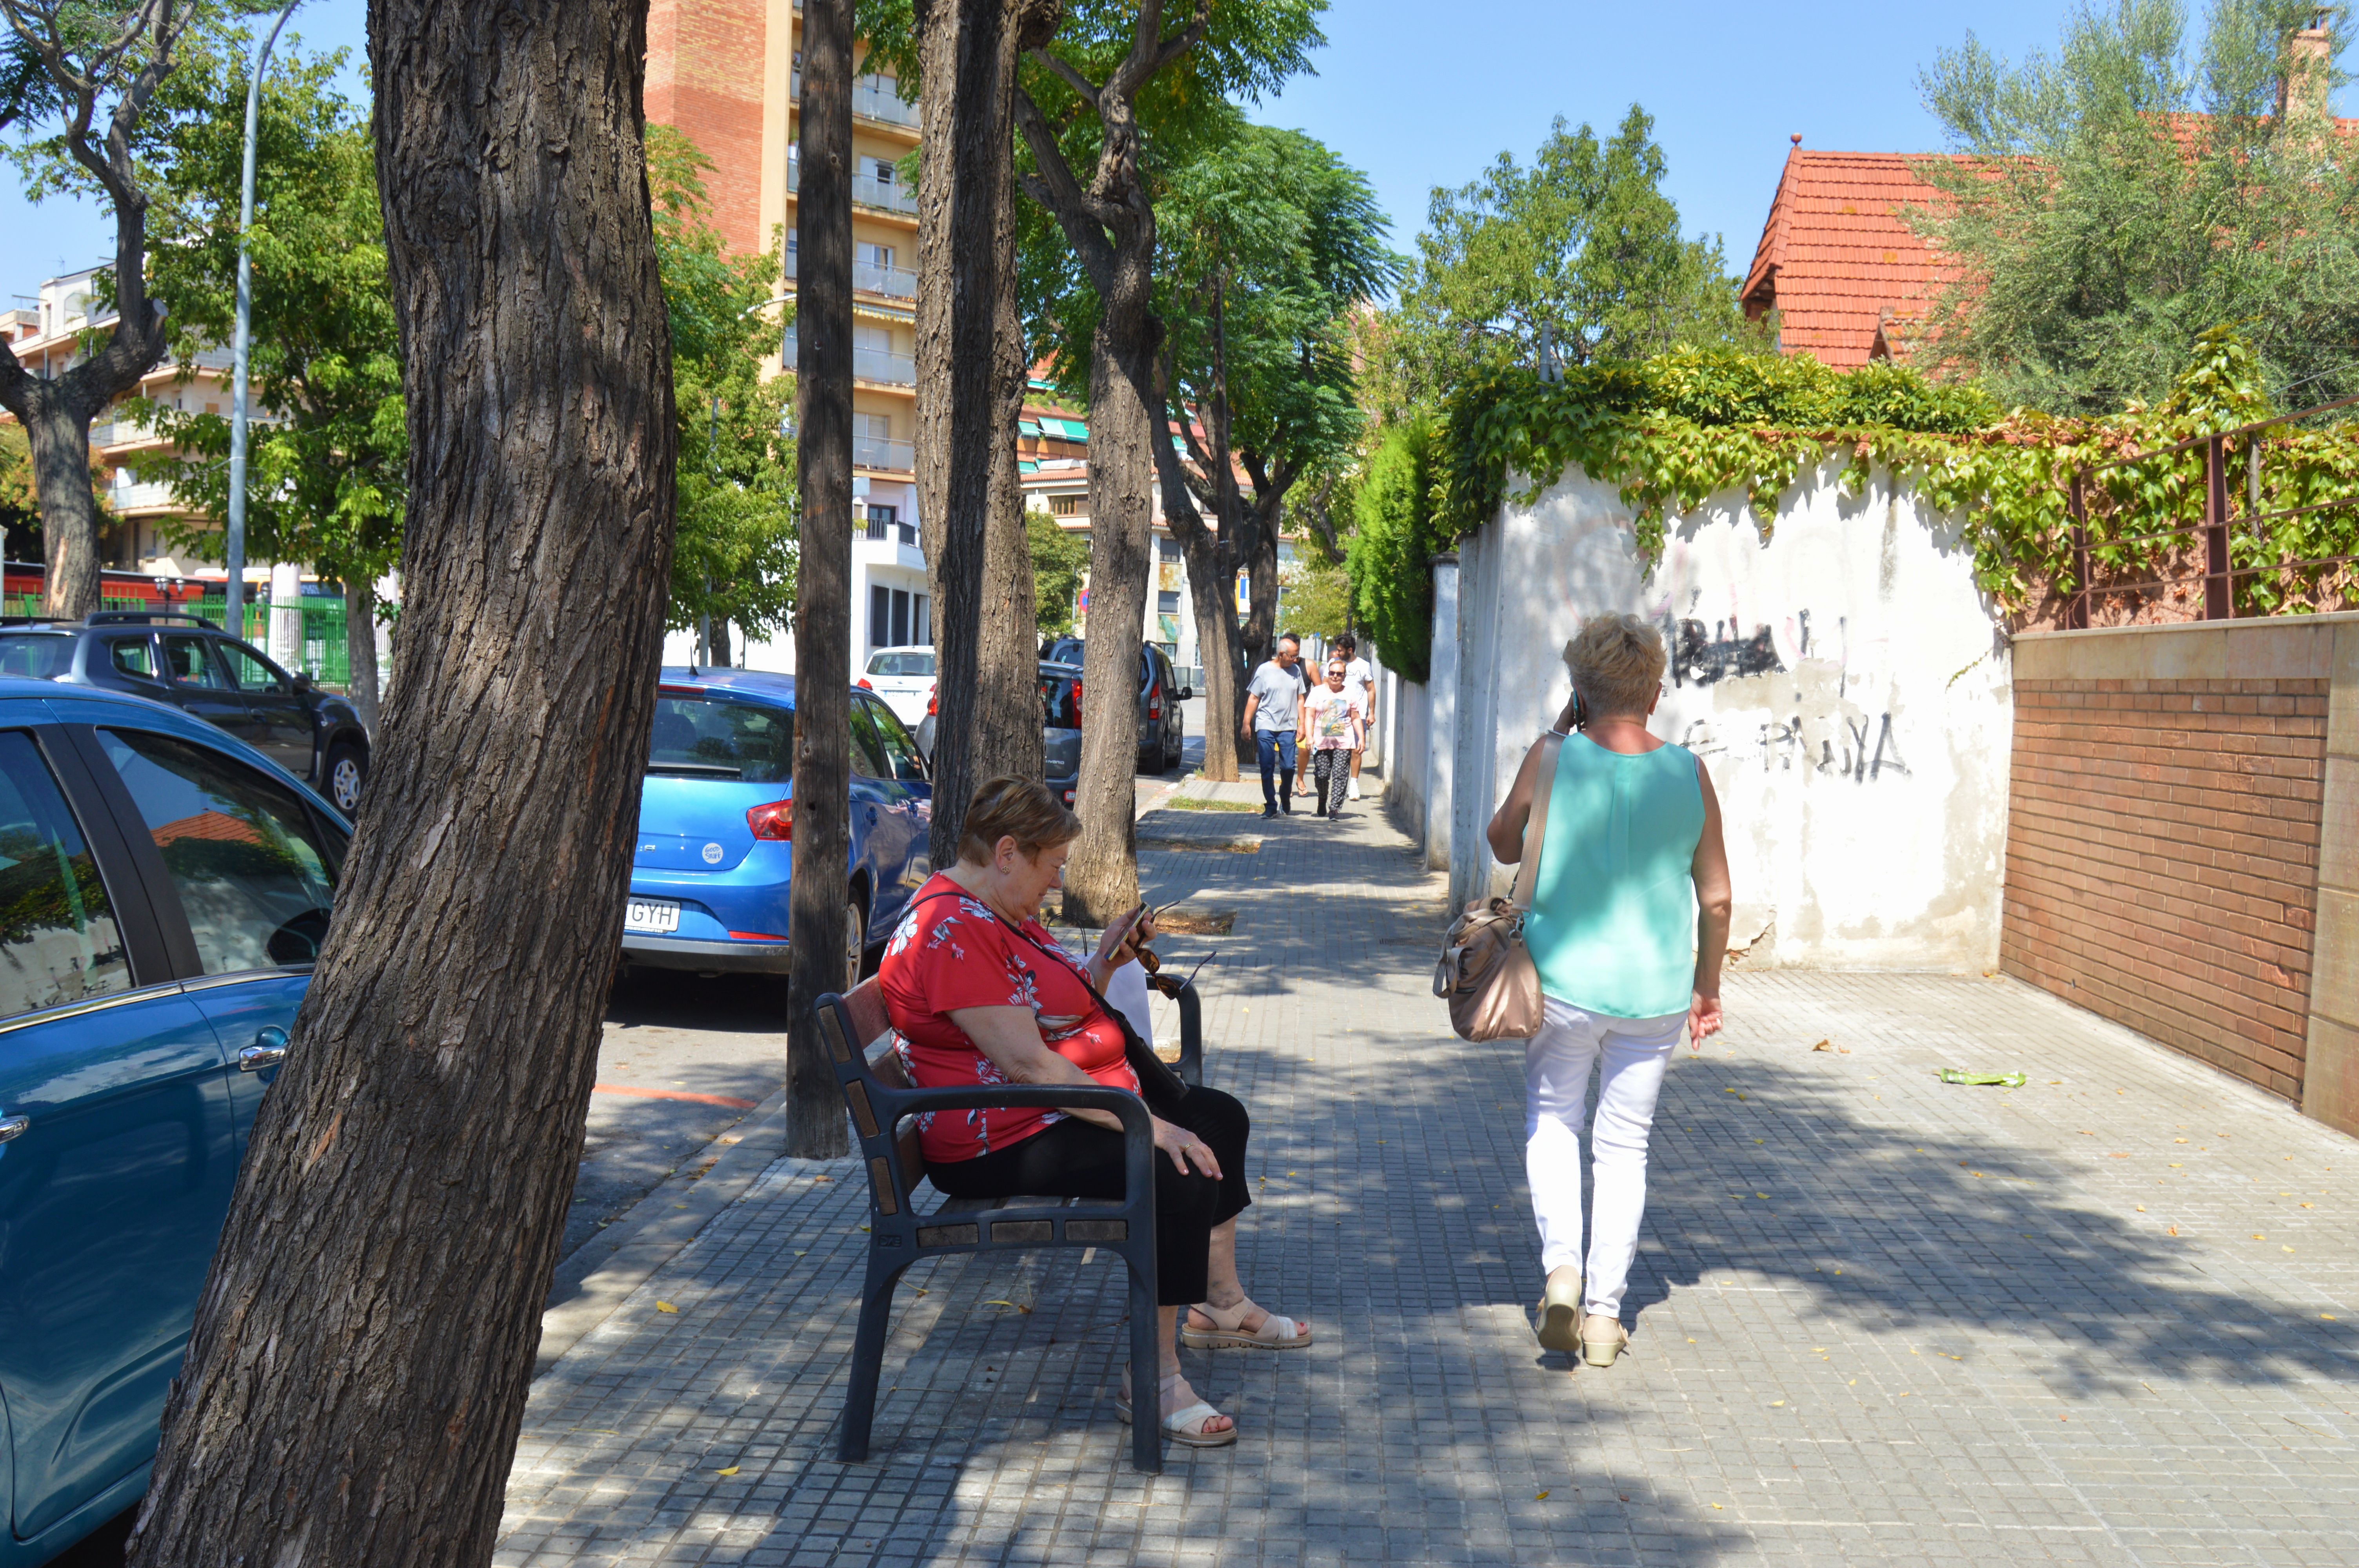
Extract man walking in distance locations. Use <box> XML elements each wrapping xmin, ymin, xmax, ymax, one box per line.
<box><xmin>1337</xmin><ymin>633</ymin><xmax>1375</xmax><ymax>802</ymax></box>
<box><xmin>1241</xmin><ymin>633</ymin><xmax>1305</xmax><ymax>819</ymax></box>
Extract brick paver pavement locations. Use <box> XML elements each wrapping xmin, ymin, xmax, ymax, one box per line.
<box><xmin>500</xmin><ymin>782</ymin><xmax>2359</xmax><ymax>1568</ymax></box>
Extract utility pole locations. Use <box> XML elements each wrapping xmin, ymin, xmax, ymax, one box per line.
<box><xmin>224</xmin><ymin>0</ymin><xmax>301</xmax><ymax>639</ymax></box>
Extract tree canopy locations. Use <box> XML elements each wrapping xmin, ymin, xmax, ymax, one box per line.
<box><xmin>648</xmin><ymin>123</ymin><xmax>798</xmax><ymax>645</ymax></box>
<box><xmin>131</xmin><ymin>29</ymin><xmax>403</xmax><ymax>602</ymax></box>
<box><xmin>1384</xmin><ymin>106</ymin><xmax>1755</xmax><ymax>410</ymax></box>
<box><xmin>1912</xmin><ymin>0</ymin><xmax>2359</xmax><ymax>412</ymax></box>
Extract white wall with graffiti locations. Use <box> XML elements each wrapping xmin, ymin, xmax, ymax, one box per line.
<box><xmin>1434</xmin><ymin>456</ymin><xmax>2013</xmax><ymax>971</ymax></box>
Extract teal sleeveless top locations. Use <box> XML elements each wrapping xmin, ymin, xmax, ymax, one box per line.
<box><xmin>1523</xmin><ymin>735</ymin><xmax>1706</xmax><ymax>1019</ymax></box>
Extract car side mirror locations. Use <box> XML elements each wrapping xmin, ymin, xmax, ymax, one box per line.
<box><xmin>1177</xmin><ymin>686</ymin><xmax>1193</xmax><ymax>701</ymax></box>
<box><xmin>292</xmin><ymin>671</ymin><xmax>314</xmax><ymax>693</ymax></box>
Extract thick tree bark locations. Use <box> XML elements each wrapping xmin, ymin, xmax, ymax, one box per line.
<box><xmin>787</xmin><ymin>0</ymin><xmax>854</xmax><ymax>1159</ymax></box>
<box><xmin>914</xmin><ymin>0</ymin><xmax>1055</xmax><ymax>865</ymax></box>
<box><xmin>1014</xmin><ymin>0</ymin><xmax>1207</xmax><ymax>922</ymax></box>
<box><xmin>344</xmin><ymin>573</ymin><xmax>380</xmax><ymax>732</ymax></box>
<box><xmin>1063</xmin><ymin>296</ymin><xmax>1156</xmax><ymax>920</ymax></box>
<box><xmin>125</xmin><ymin>3</ymin><xmax>676</xmax><ymax>1562</ymax></box>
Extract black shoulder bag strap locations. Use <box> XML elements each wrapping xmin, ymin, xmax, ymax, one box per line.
<box><xmin>906</xmin><ymin>888</ymin><xmax>1189</xmax><ymax>1113</ymax></box>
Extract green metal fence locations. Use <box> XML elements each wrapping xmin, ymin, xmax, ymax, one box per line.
<box><xmin>192</xmin><ymin>598</ymin><xmax>350</xmax><ymax>684</ymax></box>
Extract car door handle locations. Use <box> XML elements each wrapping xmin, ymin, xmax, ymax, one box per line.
<box><xmin>866</xmin><ymin>806</ymin><xmax>878</xmax><ymax>824</ymax></box>
<box><xmin>241</xmin><ymin>1027</ymin><xmax>290</xmax><ymax>1072</ymax></box>
<box><xmin>0</xmin><ymin>1114</ymin><xmax>27</xmax><ymax>1144</ymax></box>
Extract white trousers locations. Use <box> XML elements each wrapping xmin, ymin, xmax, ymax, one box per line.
<box><xmin>1524</xmin><ymin>996</ymin><xmax>1686</xmax><ymax>1318</ymax></box>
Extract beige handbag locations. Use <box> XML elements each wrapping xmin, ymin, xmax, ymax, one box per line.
<box><xmin>1433</xmin><ymin>731</ymin><xmax>1564</xmax><ymax>1042</ymax></box>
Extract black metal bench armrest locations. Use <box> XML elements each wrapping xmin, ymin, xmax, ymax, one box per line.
<box><xmin>1142</xmin><ymin>972</ymin><xmax>1203</xmax><ymax>1085</ymax></box>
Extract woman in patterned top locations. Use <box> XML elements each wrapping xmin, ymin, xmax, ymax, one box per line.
<box><xmin>879</xmin><ymin>776</ymin><xmax>1309</xmax><ymax>1449</ymax></box>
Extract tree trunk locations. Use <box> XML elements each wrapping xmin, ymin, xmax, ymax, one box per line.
<box><xmin>344</xmin><ymin>573</ymin><xmax>380</xmax><ymax>733</ymax></box>
<box><xmin>1180</xmin><ymin>531</ymin><xmax>1242</xmax><ymax>777</ymax></box>
<box><xmin>125</xmin><ymin>4</ymin><xmax>676</xmax><ymax>1562</ymax></box>
<box><xmin>1243</xmin><ymin>509</ymin><xmax>1279</xmax><ymax>671</ymax></box>
<box><xmin>915</xmin><ymin>0</ymin><xmax>1052</xmax><ymax>866</ymax></box>
<box><xmin>1062</xmin><ymin>291</ymin><xmax>1155</xmax><ymax>922</ymax></box>
<box><xmin>787</xmin><ymin>0</ymin><xmax>855</xmax><ymax>1160</ymax></box>
<box><xmin>1147</xmin><ymin>378</ymin><xmax>1240</xmax><ymax>781</ymax></box>
<box><xmin>20</xmin><ymin>401</ymin><xmax>107</xmax><ymax>617</ymax></box>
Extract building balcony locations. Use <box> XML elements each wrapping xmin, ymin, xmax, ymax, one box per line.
<box><xmin>784</xmin><ymin>158</ymin><xmax>918</xmax><ymax>217</ymax></box>
<box><xmin>781</xmin><ymin>251</ymin><xmax>917</xmax><ymax>301</ymax></box>
<box><xmin>779</xmin><ymin>332</ymin><xmax>916</xmax><ymax>387</ymax></box>
<box><xmin>856</xmin><ymin>435</ymin><xmax>914</xmax><ymax>473</ymax></box>
<box><xmin>108</xmin><ymin>479</ymin><xmax>184</xmax><ymax>513</ymax></box>
<box><xmin>791</xmin><ymin>72</ymin><xmax>920</xmax><ymax>130</ymax></box>
<box><xmin>89</xmin><ymin>414</ymin><xmax>159</xmax><ymax>448</ymax></box>
<box><xmin>857</xmin><ymin>345</ymin><xmax>914</xmax><ymax>385</ymax></box>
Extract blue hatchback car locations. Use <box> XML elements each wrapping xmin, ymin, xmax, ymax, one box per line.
<box><xmin>619</xmin><ymin>670</ymin><xmax>933</xmax><ymax>989</ymax></box>
<box><xmin>0</xmin><ymin>678</ymin><xmax>345</xmax><ymax>1566</ymax></box>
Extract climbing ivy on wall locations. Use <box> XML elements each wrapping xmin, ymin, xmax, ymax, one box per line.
<box><xmin>1431</xmin><ymin>330</ymin><xmax>2359</xmax><ymax>621</ymax></box>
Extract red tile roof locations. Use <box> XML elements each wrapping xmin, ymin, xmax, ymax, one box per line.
<box><xmin>1741</xmin><ymin>145</ymin><xmax>1958</xmax><ymax>370</ymax></box>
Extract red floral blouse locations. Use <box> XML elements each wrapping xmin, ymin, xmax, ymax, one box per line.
<box><xmin>878</xmin><ymin>873</ymin><xmax>1139</xmax><ymax>1165</ymax></box>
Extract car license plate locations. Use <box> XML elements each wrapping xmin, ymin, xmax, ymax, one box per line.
<box><xmin>624</xmin><ymin>898</ymin><xmax>680</xmax><ymax>935</ymax></box>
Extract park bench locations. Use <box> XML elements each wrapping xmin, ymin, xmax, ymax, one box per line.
<box><xmin>817</xmin><ymin>969</ymin><xmax>1205</xmax><ymax>1474</ymax></box>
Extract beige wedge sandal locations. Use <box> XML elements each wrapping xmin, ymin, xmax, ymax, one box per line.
<box><xmin>1116</xmin><ymin>1370</ymin><xmax>1238</xmax><ymax>1448</ymax></box>
<box><xmin>1580</xmin><ymin>1314</ymin><xmax>1630</xmax><ymax>1368</ymax></box>
<box><xmin>1534</xmin><ymin>1268</ymin><xmax>1582</xmax><ymax>1355</ymax></box>
<box><xmin>1180</xmin><ymin>1298</ymin><xmax>1312</xmax><ymax>1350</ymax></box>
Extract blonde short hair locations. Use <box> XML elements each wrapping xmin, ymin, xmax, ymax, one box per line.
<box><xmin>957</xmin><ymin>775</ymin><xmax>1081</xmax><ymax>866</ymax></box>
<box><xmin>1563</xmin><ymin>613</ymin><xmax>1667</xmax><ymax>718</ymax></box>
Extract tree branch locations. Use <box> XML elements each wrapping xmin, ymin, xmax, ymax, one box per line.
<box><xmin>1013</xmin><ymin>80</ymin><xmax>1119</xmax><ymax>292</ymax></box>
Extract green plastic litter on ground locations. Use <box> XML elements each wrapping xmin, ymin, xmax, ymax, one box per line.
<box><xmin>1937</xmin><ymin>1069</ymin><xmax>2028</xmax><ymax>1087</ymax></box>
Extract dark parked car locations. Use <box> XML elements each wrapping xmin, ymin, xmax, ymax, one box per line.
<box><xmin>0</xmin><ymin>677</ymin><xmax>345</xmax><ymax>1566</ymax></box>
<box><xmin>0</xmin><ymin>611</ymin><xmax>371</xmax><ymax>815</ymax></box>
<box><xmin>1036</xmin><ymin>637</ymin><xmax>1189</xmax><ymax>771</ymax></box>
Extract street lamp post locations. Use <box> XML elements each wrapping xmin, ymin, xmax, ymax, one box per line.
<box><xmin>223</xmin><ymin>0</ymin><xmax>301</xmax><ymax>638</ymax></box>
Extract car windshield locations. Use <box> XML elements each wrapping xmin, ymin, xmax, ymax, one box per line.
<box><xmin>648</xmin><ymin>693</ymin><xmax>793</xmax><ymax>783</ymax></box>
<box><xmin>866</xmin><ymin>651</ymin><xmax>934</xmax><ymax>678</ymax></box>
<box><xmin>0</xmin><ymin>635</ymin><xmax>75</xmax><ymax>678</ymax></box>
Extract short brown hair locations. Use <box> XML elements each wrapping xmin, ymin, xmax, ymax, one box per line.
<box><xmin>1563</xmin><ymin>613</ymin><xmax>1667</xmax><ymax>718</ymax></box>
<box><xmin>957</xmin><ymin>774</ymin><xmax>1082</xmax><ymax>866</ymax></box>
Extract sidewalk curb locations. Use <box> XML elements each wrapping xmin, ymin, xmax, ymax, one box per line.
<box><xmin>534</xmin><ymin>1083</ymin><xmax>789</xmax><ymax>1377</ymax></box>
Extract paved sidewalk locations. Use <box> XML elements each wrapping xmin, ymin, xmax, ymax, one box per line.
<box><xmin>501</xmin><ymin>787</ymin><xmax>2359</xmax><ymax>1568</ymax></box>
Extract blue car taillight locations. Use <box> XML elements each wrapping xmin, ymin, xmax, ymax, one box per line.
<box><xmin>748</xmin><ymin>799</ymin><xmax>794</xmax><ymax>840</ymax></box>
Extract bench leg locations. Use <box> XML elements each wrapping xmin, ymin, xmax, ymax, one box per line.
<box><xmin>1124</xmin><ymin>1244</ymin><xmax>1161</xmax><ymax>1475</ymax></box>
<box><xmin>839</xmin><ymin>1250</ymin><xmax>910</xmax><ymax>1462</ymax></box>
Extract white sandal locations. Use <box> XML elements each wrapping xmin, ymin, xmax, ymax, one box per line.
<box><xmin>1180</xmin><ymin>1298</ymin><xmax>1313</xmax><ymax>1350</ymax></box>
<box><xmin>1116</xmin><ymin>1370</ymin><xmax>1238</xmax><ymax>1448</ymax></box>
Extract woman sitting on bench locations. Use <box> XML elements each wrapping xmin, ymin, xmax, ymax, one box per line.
<box><xmin>879</xmin><ymin>774</ymin><xmax>1310</xmax><ymax>1449</ymax></box>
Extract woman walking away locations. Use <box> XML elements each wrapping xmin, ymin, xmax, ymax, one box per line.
<box><xmin>1485</xmin><ymin>614</ymin><xmax>1732</xmax><ymax>1368</ymax></box>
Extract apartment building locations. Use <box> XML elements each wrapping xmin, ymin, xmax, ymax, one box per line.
<box><xmin>4</xmin><ymin>266</ymin><xmax>236</xmax><ymax>579</ymax></box>
<box><xmin>646</xmin><ymin>0</ymin><xmax>1206</xmax><ymax>676</ymax></box>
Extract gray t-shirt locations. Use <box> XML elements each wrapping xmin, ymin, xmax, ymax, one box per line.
<box><xmin>1247</xmin><ymin>659</ymin><xmax>1303</xmax><ymax>732</ymax></box>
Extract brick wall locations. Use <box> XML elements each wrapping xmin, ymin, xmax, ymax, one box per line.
<box><xmin>2003</xmin><ymin>675</ymin><xmax>2329</xmax><ymax>1101</ymax></box>
<box><xmin>645</xmin><ymin>0</ymin><xmax>770</xmax><ymax>256</ymax></box>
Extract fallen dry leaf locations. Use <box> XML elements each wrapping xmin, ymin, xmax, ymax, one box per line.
<box><xmin>716</xmin><ymin>1466</ymin><xmax>739</xmax><ymax>1477</ymax></box>
<box><xmin>656</xmin><ymin>1302</ymin><xmax>678</xmax><ymax>1313</ymax></box>
<box><xmin>2168</xmin><ymin>1226</ymin><xmax>2179</xmax><ymax>1236</ymax></box>
<box><xmin>1811</xmin><ymin>1039</ymin><xmax>1832</xmax><ymax>1052</ymax></box>
<box><xmin>1535</xmin><ymin>1490</ymin><xmax>1550</xmax><ymax>1501</ymax></box>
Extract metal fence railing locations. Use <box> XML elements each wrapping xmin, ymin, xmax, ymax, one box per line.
<box><xmin>2066</xmin><ymin>393</ymin><xmax>2359</xmax><ymax>626</ymax></box>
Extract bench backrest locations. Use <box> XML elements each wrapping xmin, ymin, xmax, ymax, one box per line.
<box><xmin>818</xmin><ymin>977</ymin><xmax>928</xmax><ymax>1214</ymax></box>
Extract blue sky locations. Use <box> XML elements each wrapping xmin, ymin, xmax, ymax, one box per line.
<box><xmin>7</xmin><ymin>1</ymin><xmax>2353</xmax><ymax>299</ymax></box>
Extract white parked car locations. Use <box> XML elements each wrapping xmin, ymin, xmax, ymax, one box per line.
<box><xmin>861</xmin><ymin>646</ymin><xmax>936</xmax><ymax>730</ymax></box>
